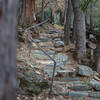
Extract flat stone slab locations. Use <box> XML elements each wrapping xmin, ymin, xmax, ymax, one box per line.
<box><xmin>33</xmin><ymin>50</ymin><xmax>55</xmax><ymax>55</ymax></box>
<box><xmin>55</xmin><ymin>47</ymin><xmax>63</xmax><ymax>52</ymax></box>
<box><xmin>38</xmin><ymin>42</ymin><xmax>53</xmax><ymax>47</ymax></box>
<box><xmin>46</xmin><ymin>30</ymin><xmax>59</xmax><ymax>34</ymax></box>
<box><xmin>77</xmin><ymin>65</ymin><xmax>93</xmax><ymax>77</ymax></box>
<box><xmin>61</xmin><ymin>78</ymin><xmax>81</xmax><ymax>82</ymax></box>
<box><xmin>46</xmin><ymin>62</ymin><xmax>64</xmax><ymax>68</ymax></box>
<box><xmin>33</xmin><ymin>54</ymin><xmax>53</xmax><ymax>60</ymax></box>
<box><xmin>68</xmin><ymin>81</ymin><xmax>86</xmax><ymax>85</ymax></box>
<box><xmin>44</xmin><ymin>68</ymin><xmax>57</xmax><ymax>78</ymax></box>
<box><xmin>59</xmin><ymin>91</ymin><xmax>88</xmax><ymax>98</ymax></box>
<box><xmin>68</xmin><ymin>91</ymin><xmax>89</xmax><ymax>98</ymax></box>
<box><xmin>69</xmin><ymin>83</ymin><xmax>91</xmax><ymax>91</ymax></box>
<box><xmin>38</xmin><ymin>36</ymin><xmax>51</xmax><ymax>42</ymax></box>
<box><xmin>43</xmin><ymin>66</ymin><xmax>60</xmax><ymax>78</ymax></box>
<box><xmin>89</xmin><ymin>92</ymin><xmax>100</xmax><ymax>98</ymax></box>
<box><xmin>54</xmin><ymin>54</ymin><xmax>68</xmax><ymax>62</ymax></box>
<box><xmin>54</xmin><ymin>38</ymin><xmax>61</xmax><ymax>41</ymax></box>
<box><xmin>57</xmin><ymin>69</ymin><xmax>76</xmax><ymax>77</ymax></box>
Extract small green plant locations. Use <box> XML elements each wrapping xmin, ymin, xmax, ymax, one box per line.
<box><xmin>80</xmin><ymin>0</ymin><xmax>98</xmax><ymax>11</ymax></box>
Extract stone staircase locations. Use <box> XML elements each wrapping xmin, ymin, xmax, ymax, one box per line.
<box><xmin>27</xmin><ymin>26</ymin><xmax>100</xmax><ymax>99</ymax></box>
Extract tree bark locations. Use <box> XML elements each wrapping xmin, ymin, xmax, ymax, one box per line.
<box><xmin>94</xmin><ymin>37</ymin><xmax>100</xmax><ymax>73</ymax></box>
<box><xmin>71</xmin><ymin>0</ymin><xmax>86</xmax><ymax>61</ymax></box>
<box><xmin>18</xmin><ymin>0</ymin><xmax>35</xmax><ymax>26</ymax></box>
<box><xmin>41</xmin><ymin>0</ymin><xmax>44</xmax><ymax>21</ymax></box>
<box><xmin>64</xmin><ymin>0</ymin><xmax>73</xmax><ymax>45</ymax></box>
<box><xmin>90</xmin><ymin>2</ymin><xmax>93</xmax><ymax>31</ymax></box>
<box><xmin>0</xmin><ymin>0</ymin><xmax>17</xmax><ymax>100</ymax></box>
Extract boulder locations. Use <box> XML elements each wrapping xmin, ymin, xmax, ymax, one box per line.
<box><xmin>77</xmin><ymin>65</ymin><xmax>93</xmax><ymax>77</ymax></box>
<box><xmin>17</xmin><ymin>71</ymin><xmax>49</xmax><ymax>95</ymax></box>
<box><xmin>89</xmin><ymin>79</ymin><xmax>100</xmax><ymax>91</ymax></box>
<box><xmin>54</xmin><ymin>41</ymin><xmax>64</xmax><ymax>47</ymax></box>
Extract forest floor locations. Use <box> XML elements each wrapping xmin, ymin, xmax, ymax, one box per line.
<box><xmin>16</xmin><ymin>23</ymin><xmax>100</xmax><ymax>100</ymax></box>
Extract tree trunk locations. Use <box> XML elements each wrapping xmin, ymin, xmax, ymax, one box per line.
<box><xmin>90</xmin><ymin>2</ymin><xmax>93</xmax><ymax>31</ymax></box>
<box><xmin>85</xmin><ymin>10</ymin><xmax>88</xmax><ymax>26</ymax></box>
<box><xmin>60</xmin><ymin>10</ymin><xmax>64</xmax><ymax>25</ymax></box>
<box><xmin>64</xmin><ymin>0</ymin><xmax>72</xmax><ymax>45</ymax></box>
<box><xmin>94</xmin><ymin>37</ymin><xmax>100</xmax><ymax>73</ymax></box>
<box><xmin>71</xmin><ymin>0</ymin><xmax>86</xmax><ymax>61</ymax></box>
<box><xmin>72</xmin><ymin>15</ymin><xmax>77</xmax><ymax>44</ymax></box>
<box><xmin>41</xmin><ymin>0</ymin><xmax>44</xmax><ymax>21</ymax></box>
<box><xmin>0</xmin><ymin>0</ymin><xmax>17</xmax><ymax>100</ymax></box>
<box><xmin>18</xmin><ymin>0</ymin><xmax>35</xmax><ymax>26</ymax></box>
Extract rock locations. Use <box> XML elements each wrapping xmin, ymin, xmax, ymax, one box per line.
<box><xmin>46</xmin><ymin>62</ymin><xmax>64</xmax><ymax>68</ymax></box>
<box><xmin>90</xmin><ymin>92</ymin><xmax>100</xmax><ymax>98</ymax></box>
<box><xmin>55</xmin><ymin>47</ymin><xmax>63</xmax><ymax>52</ymax></box>
<box><xmin>44</xmin><ymin>64</ymin><xmax>60</xmax><ymax>77</ymax></box>
<box><xmin>69</xmin><ymin>83</ymin><xmax>91</xmax><ymax>91</ymax></box>
<box><xmin>46</xmin><ymin>30</ymin><xmax>58</xmax><ymax>34</ymax></box>
<box><xmin>38</xmin><ymin>36</ymin><xmax>51</xmax><ymax>42</ymax></box>
<box><xmin>33</xmin><ymin>54</ymin><xmax>53</xmax><ymax>60</ymax></box>
<box><xmin>65</xmin><ymin>61</ymin><xmax>71</xmax><ymax>65</ymax></box>
<box><xmin>61</xmin><ymin>78</ymin><xmax>81</xmax><ymax>82</ymax></box>
<box><xmin>89</xmin><ymin>79</ymin><xmax>100</xmax><ymax>91</ymax></box>
<box><xmin>87</xmin><ymin>41</ymin><xmax>96</xmax><ymax>49</ymax></box>
<box><xmin>89</xmin><ymin>34</ymin><xmax>95</xmax><ymax>39</ymax></box>
<box><xmin>77</xmin><ymin>65</ymin><xmax>93</xmax><ymax>77</ymax></box>
<box><xmin>44</xmin><ymin>67</ymin><xmax>58</xmax><ymax>78</ymax></box>
<box><xmin>54</xmin><ymin>41</ymin><xmax>64</xmax><ymax>47</ymax></box>
<box><xmin>34</xmin><ymin>39</ymin><xmax>41</xmax><ymax>43</ymax></box>
<box><xmin>17</xmin><ymin>71</ymin><xmax>49</xmax><ymax>95</ymax></box>
<box><xmin>33</xmin><ymin>50</ymin><xmax>45</xmax><ymax>55</ymax></box>
<box><xmin>33</xmin><ymin>50</ymin><xmax>55</xmax><ymax>55</ymax></box>
<box><xmin>54</xmin><ymin>54</ymin><xmax>68</xmax><ymax>63</ymax></box>
<box><xmin>57</xmin><ymin>68</ymin><xmax>76</xmax><ymax>77</ymax></box>
<box><xmin>53</xmin><ymin>38</ymin><xmax>61</xmax><ymax>41</ymax></box>
<box><xmin>68</xmin><ymin>81</ymin><xmax>85</xmax><ymax>85</ymax></box>
<box><xmin>59</xmin><ymin>91</ymin><xmax>88</xmax><ymax>98</ymax></box>
<box><xmin>39</xmin><ymin>41</ymin><xmax>53</xmax><ymax>47</ymax></box>
<box><xmin>68</xmin><ymin>92</ymin><xmax>88</xmax><ymax>98</ymax></box>
<box><xmin>48</xmin><ymin>50</ymin><xmax>55</xmax><ymax>55</ymax></box>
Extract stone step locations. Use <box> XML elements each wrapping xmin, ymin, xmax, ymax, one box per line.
<box><xmin>57</xmin><ymin>68</ymin><xmax>76</xmax><ymax>77</ymax></box>
<box><xmin>33</xmin><ymin>54</ymin><xmax>54</xmax><ymax>60</ymax></box>
<box><xmin>59</xmin><ymin>91</ymin><xmax>89</xmax><ymax>98</ymax></box>
<box><xmin>59</xmin><ymin>91</ymin><xmax>100</xmax><ymax>99</ymax></box>
<box><xmin>61</xmin><ymin>77</ymin><xmax>81</xmax><ymax>82</ymax></box>
<box><xmin>89</xmin><ymin>92</ymin><xmax>100</xmax><ymax>98</ymax></box>
<box><xmin>69</xmin><ymin>83</ymin><xmax>91</xmax><ymax>91</ymax></box>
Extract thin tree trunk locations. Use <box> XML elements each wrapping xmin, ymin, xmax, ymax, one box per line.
<box><xmin>0</xmin><ymin>0</ymin><xmax>17</xmax><ymax>100</ymax></box>
<box><xmin>41</xmin><ymin>0</ymin><xmax>44</xmax><ymax>21</ymax></box>
<box><xmin>94</xmin><ymin>37</ymin><xmax>100</xmax><ymax>73</ymax></box>
<box><xmin>64</xmin><ymin>0</ymin><xmax>72</xmax><ymax>45</ymax></box>
<box><xmin>72</xmin><ymin>14</ymin><xmax>77</xmax><ymax>44</ymax></box>
<box><xmin>90</xmin><ymin>2</ymin><xmax>93</xmax><ymax>31</ymax></box>
<box><xmin>71</xmin><ymin>0</ymin><xmax>86</xmax><ymax>61</ymax></box>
